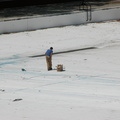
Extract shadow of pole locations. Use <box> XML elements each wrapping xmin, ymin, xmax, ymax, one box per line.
<box><xmin>30</xmin><ymin>47</ymin><xmax>97</xmax><ymax>58</ymax></box>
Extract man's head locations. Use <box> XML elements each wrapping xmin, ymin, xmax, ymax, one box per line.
<box><xmin>50</xmin><ymin>47</ymin><xmax>53</xmax><ymax>50</ymax></box>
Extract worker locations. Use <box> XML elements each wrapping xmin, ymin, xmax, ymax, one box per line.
<box><xmin>45</xmin><ymin>47</ymin><xmax>53</xmax><ymax>71</ymax></box>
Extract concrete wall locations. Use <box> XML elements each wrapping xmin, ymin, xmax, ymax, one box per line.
<box><xmin>0</xmin><ymin>7</ymin><xmax>120</xmax><ymax>34</ymax></box>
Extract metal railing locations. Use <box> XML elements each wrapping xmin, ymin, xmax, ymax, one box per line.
<box><xmin>79</xmin><ymin>0</ymin><xmax>92</xmax><ymax>21</ymax></box>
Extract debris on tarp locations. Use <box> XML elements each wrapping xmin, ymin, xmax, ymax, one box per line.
<box><xmin>13</xmin><ymin>99</ymin><xmax>23</xmax><ymax>102</ymax></box>
<box><xmin>0</xmin><ymin>89</ymin><xmax>5</xmax><ymax>92</ymax></box>
<box><xmin>21</xmin><ymin>68</ymin><xmax>26</xmax><ymax>71</ymax></box>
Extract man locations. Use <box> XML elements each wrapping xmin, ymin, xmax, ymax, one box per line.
<box><xmin>45</xmin><ymin>47</ymin><xmax>53</xmax><ymax>71</ymax></box>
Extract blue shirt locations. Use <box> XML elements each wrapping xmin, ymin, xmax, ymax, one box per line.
<box><xmin>45</xmin><ymin>49</ymin><xmax>53</xmax><ymax>56</ymax></box>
